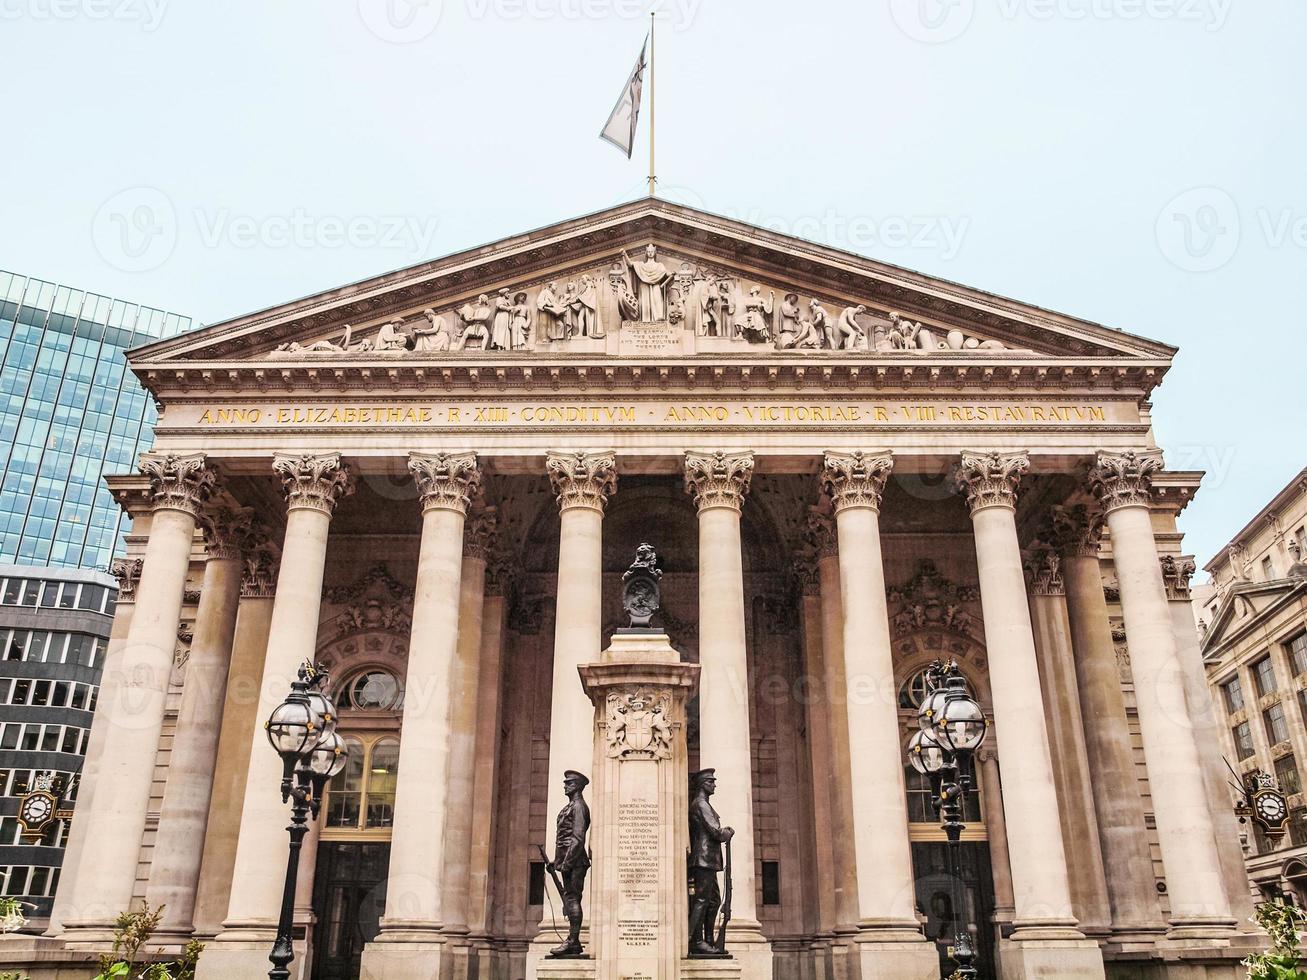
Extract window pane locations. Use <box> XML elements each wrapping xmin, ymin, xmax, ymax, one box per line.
<box><xmin>1290</xmin><ymin>634</ymin><xmax>1307</xmax><ymax>677</ymax></box>
<box><xmin>1234</xmin><ymin>722</ymin><xmax>1255</xmax><ymax>760</ymax></box>
<box><xmin>365</xmin><ymin>739</ymin><xmax>399</xmax><ymax>829</ymax></box>
<box><xmin>348</xmin><ymin>671</ymin><xmax>400</xmax><ymax>711</ymax></box>
<box><xmin>1223</xmin><ymin>676</ymin><xmax>1244</xmax><ymax>713</ymax></box>
<box><xmin>1275</xmin><ymin>755</ymin><xmax>1301</xmax><ymax>796</ymax></box>
<box><xmin>1254</xmin><ymin>657</ymin><xmax>1278</xmax><ymax>697</ymax></box>
<box><xmin>324</xmin><ymin>738</ymin><xmax>365</xmax><ymax>829</ymax></box>
<box><xmin>1264</xmin><ymin>703</ymin><xmax>1291</xmax><ymax>746</ymax></box>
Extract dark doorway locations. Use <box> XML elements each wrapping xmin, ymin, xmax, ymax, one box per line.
<box><xmin>311</xmin><ymin>841</ymin><xmax>390</xmax><ymax>980</ymax></box>
<box><xmin>911</xmin><ymin>841</ymin><xmax>997</xmax><ymax>980</ymax></box>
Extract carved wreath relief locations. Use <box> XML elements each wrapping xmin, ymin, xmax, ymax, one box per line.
<box><xmin>605</xmin><ymin>688</ymin><xmax>674</xmax><ymax>760</ymax></box>
<box><xmin>269</xmin><ymin>244</ymin><xmax>1027</xmax><ymax>358</ymax></box>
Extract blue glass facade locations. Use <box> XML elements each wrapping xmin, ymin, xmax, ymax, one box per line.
<box><xmin>0</xmin><ymin>270</ymin><xmax>194</xmax><ymax>571</ymax></box>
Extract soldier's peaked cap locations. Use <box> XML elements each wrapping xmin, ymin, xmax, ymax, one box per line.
<box><xmin>691</xmin><ymin>768</ymin><xmax>716</xmax><ymax>786</ymax></box>
<box><xmin>563</xmin><ymin>770</ymin><xmax>589</xmax><ymax>787</ymax></box>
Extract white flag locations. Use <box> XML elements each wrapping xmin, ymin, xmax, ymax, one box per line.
<box><xmin>599</xmin><ymin>36</ymin><xmax>648</xmax><ymax>158</ymax></box>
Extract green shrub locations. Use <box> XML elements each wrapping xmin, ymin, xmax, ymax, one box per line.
<box><xmin>92</xmin><ymin>904</ymin><xmax>203</xmax><ymax>980</ymax></box>
<box><xmin>1244</xmin><ymin>901</ymin><xmax>1307</xmax><ymax>980</ymax></box>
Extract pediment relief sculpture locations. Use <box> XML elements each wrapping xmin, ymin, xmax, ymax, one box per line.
<box><xmin>323</xmin><ymin>563</ymin><xmax>415</xmax><ymax>639</ymax></box>
<box><xmin>265</xmin><ymin>245</ymin><xmax>1032</xmax><ymax>361</ymax></box>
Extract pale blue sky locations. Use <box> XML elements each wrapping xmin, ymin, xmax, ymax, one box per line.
<box><xmin>1</xmin><ymin>0</ymin><xmax>1302</xmax><ymax>571</ymax></box>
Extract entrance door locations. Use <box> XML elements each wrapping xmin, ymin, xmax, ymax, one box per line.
<box><xmin>311</xmin><ymin>842</ymin><xmax>390</xmax><ymax>980</ymax></box>
<box><xmin>911</xmin><ymin>841</ymin><xmax>997</xmax><ymax>980</ymax></box>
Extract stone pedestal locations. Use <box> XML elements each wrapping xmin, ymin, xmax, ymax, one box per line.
<box><xmin>578</xmin><ymin>630</ymin><xmax>700</xmax><ymax>980</ymax></box>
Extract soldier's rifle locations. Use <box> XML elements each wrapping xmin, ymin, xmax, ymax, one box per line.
<box><xmin>715</xmin><ymin>837</ymin><xmax>733</xmax><ymax>952</ymax></box>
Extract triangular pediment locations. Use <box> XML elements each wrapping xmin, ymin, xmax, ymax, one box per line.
<box><xmin>1201</xmin><ymin>577</ymin><xmax>1307</xmax><ymax>655</ymax></box>
<box><xmin>132</xmin><ymin>199</ymin><xmax>1176</xmax><ymax>372</ymax></box>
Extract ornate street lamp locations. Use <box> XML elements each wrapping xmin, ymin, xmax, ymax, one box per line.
<box><xmin>264</xmin><ymin>662</ymin><xmax>348</xmax><ymax>980</ymax></box>
<box><xmin>908</xmin><ymin>660</ymin><xmax>988</xmax><ymax>980</ymax></box>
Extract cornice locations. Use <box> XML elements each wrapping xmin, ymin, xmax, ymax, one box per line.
<box><xmin>132</xmin><ymin>202</ymin><xmax>1174</xmax><ymax>369</ymax></box>
<box><xmin>137</xmin><ymin>357</ymin><xmax>1168</xmax><ymax>399</ymax></box>
<box><xmin>1199</xmin><ymin>579</ymin><xmax>1307</xmax><ymax>659</ymax></box>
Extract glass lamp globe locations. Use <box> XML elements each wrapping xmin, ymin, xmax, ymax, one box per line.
<box><xmin>307</xmin><ymin>729</ymin><xmax>348</xmax><ymax>779</ymax></box>
<box><xmin>908</xmin><ymin>728</ymin><xmax>946</xmax><ymax>775</ymax></box>
<box><xmin>917</xmin><ymin>683</ymin><xmax>950</xmax><ymax>737</ymax></box>
<box><xmin>304</xmin><ymin>687</ymin><xmax>339</xmax><ymax>738</ymax></box>
<box><xmin>265</xmin><ymin>696</ymin><xmax>322</xmax><ymax>760</ymax></box>
<box><xmin>937</xmin><ymin>691</ymin><xmax>988</xmax><ymax>754</ymax></box>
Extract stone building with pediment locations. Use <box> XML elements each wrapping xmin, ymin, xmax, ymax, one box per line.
<box><xmin>0</xmin><ymin>199</ymin><xmax>1266</xmax><ymax>979</ymax></box>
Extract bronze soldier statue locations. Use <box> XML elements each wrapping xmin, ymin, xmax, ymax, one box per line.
<box><xmin>545</xmin><ymin>770</ymin><xmax>591</xmax><ymax>957</ymax></box>
<box><xmin>688</xmin><ymin>768</ymin><xmax>734</xmax><ymax>955</ymax></box>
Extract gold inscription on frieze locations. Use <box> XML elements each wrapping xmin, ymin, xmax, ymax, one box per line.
<box><xmin>190</xmin><ymin>400</ymin><xmax>1115</xmax><ymax>428</ymax></box>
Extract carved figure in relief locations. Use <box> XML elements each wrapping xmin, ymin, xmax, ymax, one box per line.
<box><xmin>775</xmin><ymin>293</ymin><xmax>802</xmax><ymax>349</ymax></box>
<box><xmin>608</xmin><ymin>265</ymin><xmax>641</xmax><ymax>322</ymax></box>
<box><xmin>375</xmin><ymin>318</ymin><xmax>409</xmax><ymax>351</ymax></box>
<box><xmin>668</xmin><ymin>263</ymin><xmax>695</xmax><ymax>324</ymax></box>
<box><xmin>537</xmin><ymin>281</ymin><xmax>571</xmax><ymax>342</ymax></box>
<box><xmin>836</xmin><ymin>305</ymin><xmax>868</xmax><ymax>350</ymax></box>
<box><xmin>509</xmin><ymin>292</ymin><xmax>532</xmax><ymax>349</ymax></box>
<box><xmin>887</xmin><ymin>312</ymin><xmax>923</xmax><ymax>350</ymax></box>
<box><xmin>276</xmin><ymin>323</ymin><xmax>353</xmax><ymax>354</ymax></box>
<box><xmin>809</xmin><ymin>300</ymin><xmax>835</xmax><ymax>349</ymax></box>
<box><xmin>570</xmin><ymin>274</ymin><xmax>602</xmax><ymax>338</ymax></box>
<box><xmin>412</xmin><ymin>309</ymin><xmax>451</xmax><ymax>352</ymax></box>
<box><xmin>454</xmin><ymin>294</ymin><xmax>491</xmax><ymax>350</ymax></box>
<box><xmin>739</xmin><ymin>286</ymin><xmax>774</xmax><ymax>344</ymax></box>
<box><xmin>489</xmin><ymin>288</ymin><xmax>514</xmax><ymax>351</ymax></box>
<box><xmin>622</xmin><ymin>244</ymin><xmax>673</xmax><ymax>321</ymax></box>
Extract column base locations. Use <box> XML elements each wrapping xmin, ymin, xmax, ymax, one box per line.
<box><xmin>193</xmin><ymin>938</ymin><xmax>300</xmax><ymax>980</ymax></box>
<box><xmin>680</xmin><ymin>957</ymin><xmax>743</xmax><ymax>979</ymax></box>
<box><xmin>720</xmin><ymin>919</ymin><xmax>773</xmax><ymax>980</ymax></box>
<box><xmin>360</xmin><ymin>939</ymin><xmax>448</xmax><ymax>979</ymax></box>
<box><xmin>57</xmin><ymin>921</ymin><xmax>119</xmax><ymax>949</ymax></box>
<box><xmin>851</xmin><ymin>938</ymin><xmax>940</xmax><ymax>980</ymax></box>
<box><xmin>998</xmin><ymin>936</ymin><xmax>1106</xmax><ymax>980</ymax></box>
<box><xmin>1163</xmin><ymin>917</ymin><xmax>1238</xmax><ymax>943</ymax></box>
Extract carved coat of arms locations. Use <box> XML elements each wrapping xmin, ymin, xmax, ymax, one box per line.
<box><xmin>605</xmin><ymin>689</ymin><xmax>673</xmax><ymax>760</ymax></box>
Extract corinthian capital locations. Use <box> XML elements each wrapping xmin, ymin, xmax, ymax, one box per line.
<box><xmin>139</xmin><ymin>452</ymin><xmax>217</xmax><ymax>518</ymax></box>
<box><xmin>200</xmin><ymin>506</ymin><xmax>254</xmax><ymax>561</ymax></box>
<box><xmin>1160</xmin><ymin>554</ymin><xmax>1197</xmax><ymax>600</ymax></box>
<box><xmin>408</xmin><ymin>452</ymin><xmax>481</xmax><ymax>515</ymax></box>
<box><xmin>1049</xmin><ymin>504</ymin><xmax>1104</xmax><ymax>558</ymax></box>
<box><xmin>821</xmin><ymin>451</ymin><xmax>894</xmax><ymax>513</ymax></box>
<box><xmin>241</xmin><ymin>547</ymin><xmax>280</xmax><ymax>599</ymax></box>
<box><xmin>955</xmin><ymin>450</ymin><xmax>1030</xmax><ymax>513</ymax></box>
<box><xmin>806</xmin><ymin>507</ymin><xmax>839</xmax><ymax>560</ymax></box>
<box><xmin>684</xmin><ymin>450</ymin><xmax>754</xmax><ymax>513</ymax></box>
<box><xmin>546</xmin><ymin>451</ymin><xmax>618</xmax><ymax>513</ymax></box>
<box><xmin>110</xmin><ymin>557</ymin><xmax>144</xmax><ymax>603</ymax></box>
<box><xmin>463</xmin><ymin>504</ymin><xmax>498</xmax><ymax>560</ymax></box>
<box><xmin>273</xmin><ymin>453</ymin><xmax>356</xmax><ymax>515</ymax></box>
<box><xmin>1088</xmin><ymin>449</ymin><xmax>1163</xmax><ymax>514</ymax></box>
<box><xmin>1024</xmin><ymin>547</ymin><xmax>1065</xmax><ymax>596</ymax></box>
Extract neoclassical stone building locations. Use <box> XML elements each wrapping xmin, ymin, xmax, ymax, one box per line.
<box><xmin>6</xmin><ymin>201</ymin><xmax>1263</xmax><ymax>979</ymax></box>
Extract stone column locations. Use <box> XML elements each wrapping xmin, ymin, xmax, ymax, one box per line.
<box><xmin>63</xmin><ymin>453</ymin><xmax>216</xmax><ymax>940</ymax></box>
<box><xmin>362</xmin><ymin>452</ymin><xmax>480</xmax><ymax>979</ymax></box>
<box><xmin>683</xmin><ymin>450</ymin><xmax>772</xmax><ymax>976</ymax></box>
<box><xmin>47</xmin><ymin>555</ymin><xmax>141</xmax><ymax>935</ymax></box>
<box><xmin>192</xmin><ymin>546</ymin><xmax>278</xmax><ymax>938</ymax></box>
<box><xmin>794</xmin><ymin>560</ymin><xmax>838</xmax><ymax>957</ymax></box>
<box><xmin>1053</xmin><ymin>505</ymin><xmax>1165</xmax><ymax>942</ymax></box>
<box><xmin>200</xmin><ymin>454</ymin><xmax>353</xmax><ymax>978</ymax></box>
<box><xmin>955</xmin><ymin>451</ymin><xmax>1103</xmax><ymax>978</ymax></box>
<box><xmin>439</xmin><ymin>505</ymin><xmax>496</xmax><ymax>974</ymax></box>
<box><xmin>820</xmin><ymin>451</ymin><xmax>937</xmax><ymax>980</ymax></box>
<box><xmin>536</xmin><ymin>451</ymin><xmax>617</xmax><ymax>941</ymax></box>
<box><xmin>976</xmin><ymin>748</ymin><xmax>1015</xmax><ymax>926</ymax></box>
<box><xmin>467</xmin><ymin>562</ymin><xmax>510</xmax><ymax>952</ymax></box>
<box><xmin>809</xmin><ymin>512</ymin><xmax>861</xmax><ymax>978</ymax></box>
<box><xmin>1089</xmin><ymin>450</ymin><xmax>1235</xmax><ymax>939</ymax></box>
<box><xmin>1023</xmin><ymin>545</ymin><xmax>1112</xmax><ymax>938</ymax></box>
<box><xmin>1160</xmin><ymin>555</ymin><xmax>1257</xmax><ymax>929</ymax></box>
<box><xmin>149</xmin><ymin>507</ymin><xmax>251</xmax><ymax>939</ymax></box>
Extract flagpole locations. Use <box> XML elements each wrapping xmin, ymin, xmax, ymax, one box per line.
<box><xmin>648</xmin><ymin>11</ymin><xmax>656</xmax><ymax>197</ymax></box>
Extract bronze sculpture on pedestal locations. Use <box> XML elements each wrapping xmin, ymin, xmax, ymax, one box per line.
<box><xmin>542</xmin><ymin>769</ymin><xmax>591</xmax><ymax>957</ymax></box>
<box><xmin>688</xmin><ymin>768</ymin><xmax>734</xmax><ymax>957</ymax></box>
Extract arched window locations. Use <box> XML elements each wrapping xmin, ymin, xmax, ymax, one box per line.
<box><xmin>898</xmin><ymin>669</ymin><xmax>932</xmax><ymax>710</ymax></box>
<box><xmin>323</xmin><ymin>735</ymin><xmax>399</xmax><ymax>833</ymax></box>
<box><xmin>343</xmin><ymin>670</ymin><xmax>402</xmax><ymax>711</ymax></box>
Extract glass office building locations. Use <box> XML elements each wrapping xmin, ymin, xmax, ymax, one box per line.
<box><xmin>0</xmin><ymin>270</ymin><xmax>193</xmax><ymax>928</ymax></box>
<box><xmin>0</xmin><ymin>270</ymin><xmax>194</xmax><ymax>570</ymax></box>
